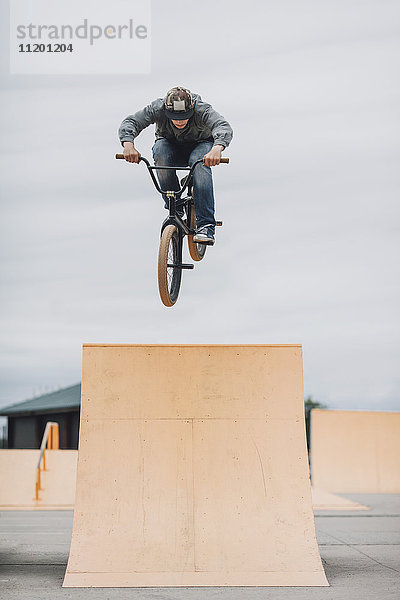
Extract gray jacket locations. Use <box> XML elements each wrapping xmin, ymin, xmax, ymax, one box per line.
<box><xmin>119</xmin><ymin>93</ymin><xmax>233</xmax><ymax>149</ymax></box>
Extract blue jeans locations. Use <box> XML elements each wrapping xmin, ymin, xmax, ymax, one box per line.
<box><xmin>152</xmin><ymin>139</ymin><xmax>216</xmax><ymax>232</ymax></box>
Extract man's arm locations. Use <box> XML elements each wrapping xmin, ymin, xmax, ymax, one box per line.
<box><xmin>118</xmin><ymin>99</ymin><xmax>162</xmax><ymax>163</ymax></box>
<box><xmin>197</xmin><ymin>101</ymin><xmax>233</xmax><ymax>166</ymax></box>
<box><xmin>199</xmin><ymin>104</ymin><xmax>233</xmax><ymax>147</ymax></box>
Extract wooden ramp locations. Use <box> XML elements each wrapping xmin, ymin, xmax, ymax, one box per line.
<box><xmin>63</xmin><ymin>344</ymin><xmax>328</xmax><ymax>588</ymax></box>
<box><xmin>0</xmin><ymin>450</ymin><xmax>77</xmax><ymax>510</ymax></box>
<box><xmin>311</xmin><ymin>409</ymin><xmax>400</xmax><ymax>493</ymax></box>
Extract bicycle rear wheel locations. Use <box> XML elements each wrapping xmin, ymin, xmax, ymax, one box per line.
<box><xmin>187</xmin><ymin>205</ymin><xmax>207</xmax><ymax>262</ymax></box>
<box><xmin>158</xmin><ymin>225</ymin><xmax>182</xmax><ymax>307</ymax></box>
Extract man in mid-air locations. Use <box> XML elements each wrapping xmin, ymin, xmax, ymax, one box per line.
<box><xmin>119</xmin><ymin>86</ymin><xmax>233</xmax><ymax>245</ymax></box>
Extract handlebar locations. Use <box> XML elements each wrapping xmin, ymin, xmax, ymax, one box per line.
<box><xmin>115</xmin><ymin>153</ymin><xmax>229</xmax><ymax>164</ymax></box>
<box><xmin>115</xmin><ymin>154</ymin><xmax>229</xmax><ymax>197</ymax></box>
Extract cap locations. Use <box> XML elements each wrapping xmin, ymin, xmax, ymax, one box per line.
<box><xmin>164</xmin><ymin>86</ymin><xmax>194</xmax><ymax>120</ymax></box>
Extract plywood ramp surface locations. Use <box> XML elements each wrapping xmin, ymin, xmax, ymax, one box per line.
<box><xmin>63</xmin><ymin>345</ymin><xmax>328</xmax><ymax>587</ymax></box>
<box><xmin>0</xmin><ymin>450</ymin><xmax>77</xmax><ymax>509</ymax></box>
<box><xmin>311</xmin><ymin>409</ymin><xmax>400</xmax><ymax>493</ymax></box>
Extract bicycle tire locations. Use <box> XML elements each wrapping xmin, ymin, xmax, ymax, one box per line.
<box><xmin>187</xmin><ymin>205</ymin><xmax>207</xmax><ymax>262</ymax></box>
<box><xmin>158</xmin><ymin>225</ymin><xmax>182</xmax><ymax>307</ymax></box>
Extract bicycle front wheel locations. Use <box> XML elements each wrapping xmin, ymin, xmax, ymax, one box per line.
<box><xmin>158</xmin><ymin>225</ymin><xmax>182</xmax><ymax>307</ymax></box>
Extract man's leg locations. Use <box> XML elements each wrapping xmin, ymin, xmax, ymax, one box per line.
<box><xmin>188</xmin><ymin>141</ymin><xmax>216</xmax><ymax>232</ymax></box>
<box><xmin>152</xmin><ymin>139</ymin><xmax>184</xmax><ymax>208</ymax></box>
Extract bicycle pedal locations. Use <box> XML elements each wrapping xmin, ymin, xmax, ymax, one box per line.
<box><xmin>216</xmin><ymin>220</ymin><xmax>223</xmax><ymax>226</ymax></box>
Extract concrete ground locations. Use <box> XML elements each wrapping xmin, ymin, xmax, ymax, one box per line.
<box><xmin>0</xmin><ymin>494</ymin><xmax>399</xmax><ymax>600</ymax></box>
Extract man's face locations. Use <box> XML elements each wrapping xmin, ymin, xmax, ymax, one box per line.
<box><xmin>171</xmin><ymin>119</ymin><xmax>189</xmax><ymax>129</ymax></box>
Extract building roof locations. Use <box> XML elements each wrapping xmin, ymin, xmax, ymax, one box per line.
<box><xmin>0</xmin><ymin>384</ymin><xmax>81</xmax><ymax>416</ymax></box>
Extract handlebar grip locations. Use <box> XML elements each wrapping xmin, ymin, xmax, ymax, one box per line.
<box><xmin>115</xmin><ymin>153</ymin><xmax>124</xmax><ymax>159</ymax></box>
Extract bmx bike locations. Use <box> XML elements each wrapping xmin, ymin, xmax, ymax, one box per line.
<box><xmin>115</xmin><ymin>153</ymin><xmax>229</xmax><ymax>307</ymax></box>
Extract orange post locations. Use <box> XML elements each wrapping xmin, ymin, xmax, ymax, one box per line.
<box><xmin>35</xmin><ymin>467</ymin><xmax>41</xmax><ymax>499</ymax></box>
<box><xmin>53</xmin><ymin>426</ymin><xmax>59</xmax><ymax>449</ymax></box>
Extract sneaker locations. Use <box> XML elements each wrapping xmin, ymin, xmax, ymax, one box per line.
<box><xmin>193</xmin><ymin>226</ymin><xmax>215</xmax><ymax>245</ymax></box>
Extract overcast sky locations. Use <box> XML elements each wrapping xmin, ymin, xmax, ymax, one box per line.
<box><xmin>1</xmin><ymin>0</ymin><xmax>399</xmax><ymax>411</ymax></box>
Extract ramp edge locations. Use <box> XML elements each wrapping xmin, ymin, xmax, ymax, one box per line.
<box><xmin>63</xmin><ymin>571</ymin><xmax>329</xmax><ymax>587</ymax></box>
<box><xmin>82</xmin><ymin>343</ymin><xmax>302</xmax><ymax>348</ymax></box>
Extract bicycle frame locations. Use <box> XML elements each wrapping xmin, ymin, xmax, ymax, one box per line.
<box><xmin>139</xmin><ymin>155</ymin><xmax>202</xmax><ymax>233</ymax></box>
<box><xmin>115</xmin><ymin>153</ymin><xmax>229</xmax><ymax>276</ymax></box>
<box><xmin>139</xmin><ymin>156</ymin><xmax>207</xmax><ymax>270</ymax></box>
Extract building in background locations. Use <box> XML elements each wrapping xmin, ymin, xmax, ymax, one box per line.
<box><xmin>0</xmin><ymin>384</ymin><xmax>81</xmax><ymax>449</ymax></box>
